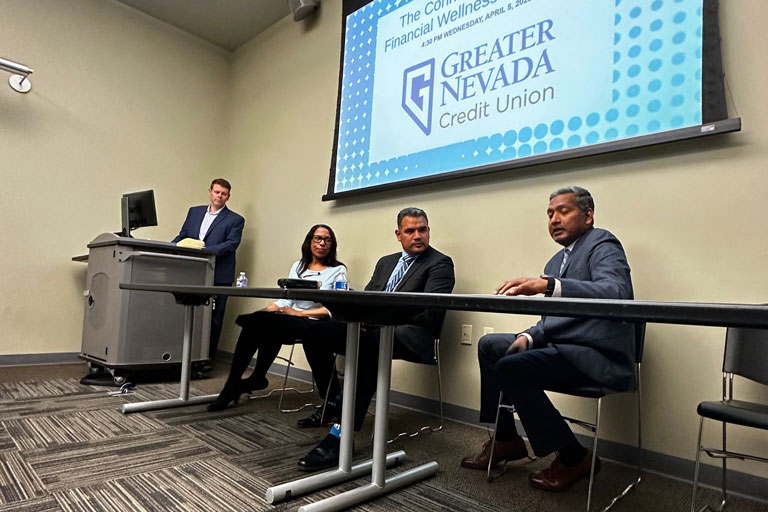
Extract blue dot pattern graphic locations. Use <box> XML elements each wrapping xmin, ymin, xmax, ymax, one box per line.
<box><xmin>334</xmin><ymin>0</ymin><xmax>704</xmax><ymax>193</ymax></box>
<box><xmin>334</xmin><ymin>1</ymin><xmax>382</xmax><ymax>192</ymax></box>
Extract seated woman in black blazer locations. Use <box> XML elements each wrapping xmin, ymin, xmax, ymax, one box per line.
<box><xmin>207</xmin><ymin>224</ymin><xmax>348</xmax><ymax>412</ymax></box>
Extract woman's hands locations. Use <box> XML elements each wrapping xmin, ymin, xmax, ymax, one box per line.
<box><xmin>275</xmin><ymin>306</ymin><xmax>303</xmax><ymax>316</ymax></box>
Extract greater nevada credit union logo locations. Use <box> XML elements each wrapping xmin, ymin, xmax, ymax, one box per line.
<box><xmin>402</xmin><ymin>59</ymin><xmax>435</xmax><ymax>136</ymax></box>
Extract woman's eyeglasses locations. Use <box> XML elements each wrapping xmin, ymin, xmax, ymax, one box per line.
<box><xmin>312</xmin><ymin>235</ymin><xmax>333</xmax><ymax>244</ymax></box>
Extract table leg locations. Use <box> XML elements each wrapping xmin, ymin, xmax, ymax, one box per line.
<box><xmin>294</xmin><ymin>326</ymin><xmax>439</xmax><ymax>512</ymax></box>
<box><xmin>268</xmin><ymin>321</ymin><xmax>406</xmax><ymax>503</ymax></box>
<box><xmin>371</xmin><ymin>325</ymin><xmax>394</xmax><ymax>486</ymax></box>
<box><xmin>122</xmin><ymin>304</ymin><xmax>217</xmax><ymax>413</ymax></box>
<box><xmin>266</xmin><ymin>452</ymin><xmax>406</xmax><ymax>504</ymax></box>
<box><xmin>339</xmin><ymin>321</ymin><xmax>360</xmax><ymax>472</ymax></box>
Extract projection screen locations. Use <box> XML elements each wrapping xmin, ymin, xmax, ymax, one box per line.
<box><xmin>324</xmin><ymin>0</ymin><xmax>739</xmax><ymax>200</ymax></box>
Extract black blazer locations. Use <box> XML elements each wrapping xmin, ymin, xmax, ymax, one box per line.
<box><xmin>172</xmin><ymin>205</ymin><xmax>245</xmax><ymax>285</ymax></box>
<box><xmin>364</xmin><ymin>245</ymin><xmax>455</xmax><ymax>363</ymax></box>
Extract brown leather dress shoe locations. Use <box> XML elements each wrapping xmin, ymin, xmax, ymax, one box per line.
<box><xmin>460</xmin><ymin>436</ymin><xmax>528</xmax><ymax>470</ymax></box>
<box><xmin>528</xmin><ymin>451</ymin><xmax>601</xmax><ymax>492</ymax></box>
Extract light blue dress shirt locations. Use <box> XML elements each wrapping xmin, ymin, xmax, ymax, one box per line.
<box><xmin>273</xmin><ymin>260</ymin><xmax>348</xmax><ymax>311</ymax></box>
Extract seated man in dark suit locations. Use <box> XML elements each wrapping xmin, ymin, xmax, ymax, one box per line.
<box><xmin>298</xmin><ymin>207</ymin><xmax>455</xmax><ymax>471</ymax></box>
<box><xmin>172</xmin><ymin>178</ymin><xmax>245</xmax><ymax>359</ymax></box>
<box><xmin>461</xmin><ymin>186</ymin><xmax>634</xmax><ymax>492</ymax></box>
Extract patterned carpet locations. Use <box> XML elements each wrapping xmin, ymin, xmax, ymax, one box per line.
<box><xmin>0</xmin><ymin>378</ymin><xmax>503</xmax><ymax>512</ymax></box>
<box><xmin>3</xmin><ymin>371</ymin><xmax>768</xmax><ymax>512</ymax></box>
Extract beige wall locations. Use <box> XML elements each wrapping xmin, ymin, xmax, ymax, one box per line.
<box><xmin>0</xmin><ymin>0</ymin><xmax>231</xmax><ymax>355</ymax></box>
<box><xmin>1</xmin><ymin>0</ymin><xmax>766</xmax><ymax>475</ymax></box>
<box><xmin>223</xmin><ymin>0</ymin><xmax>768</xmax><ymax>475</ymax></box>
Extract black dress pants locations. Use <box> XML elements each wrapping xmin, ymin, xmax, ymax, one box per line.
<box><xmin>223</xmin><ymin>311</ymin><xmax>346</xmax><ymax>390</ymax></box>
<box><xmin>209</xmin><ymin>294</ymin><xmax>228</xmax><ymax>358</ymax></box>
<box><xmin>303</xmin><ymin>326</ymin><xmax>421</xmax><ymax>432</ymax></box>
<box><xmin>478</xmin><ymin>333</ymin><xmax>599</xmax><ymax>457</ymax></box>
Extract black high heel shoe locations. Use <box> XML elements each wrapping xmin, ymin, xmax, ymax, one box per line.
<box><xmin>207</xmin><ymin>383</ymin><xmax>241</xmax><ymax>412</ymax></box>
<box><xmin>239</xmin><ymin>376</ymin><xmax>269</xmax><ymax>394</ymax></box>
<box><xmin>207</xmin><ymin>377</ymin><xmax>269</xmax><ymax>412</ymax></box>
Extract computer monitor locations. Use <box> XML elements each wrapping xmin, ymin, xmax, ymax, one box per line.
<box><xmin>120</xmin><ymin>189</ymin><xmax>157</xmax><ymax>237</ymax></box>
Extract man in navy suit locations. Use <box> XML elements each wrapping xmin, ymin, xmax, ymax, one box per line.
<box><xmin>172</xmin><ymin>178</ymin><xmax>244</xmax><ymax>358</ymax></box>
<box><xmin>461</xmin><ymin>186</ymin><xmax>634</xmax><ymax>492</ymax></box>
<box><xmin>298</xmin><ymin>207</ymin><xmax>455</xmax><ymax>471</ymax></box>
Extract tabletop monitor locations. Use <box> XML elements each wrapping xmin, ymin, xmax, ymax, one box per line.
<box><xmin>120</xmin><ymin>189</ymin><xmax>158</xmax><ymax>237</ymax></box>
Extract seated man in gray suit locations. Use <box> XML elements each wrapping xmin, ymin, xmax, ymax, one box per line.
<box><xmin>461</xmin><ymin>186</ymin><xmax>634</xmax><ymax>492</ymax></box>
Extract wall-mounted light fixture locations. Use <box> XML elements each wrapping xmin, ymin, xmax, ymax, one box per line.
<box><xmin>0</xmin><ymin>56</ymin><xmax>34</xmax><ymax>93</ymax></box>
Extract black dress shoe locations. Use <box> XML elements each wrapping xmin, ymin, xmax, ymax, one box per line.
<box><xmin>298</xmin><ymin>434</ymin><xmax>341</xmax><ymax>472</ymax></box>
<box><xmin>297</xmin><ymin>402</ymin><xmax>340</xmax><ymax>429</ymax></box>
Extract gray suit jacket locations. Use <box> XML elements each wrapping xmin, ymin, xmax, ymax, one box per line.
<box><xmin>525</xmin><ymin>227</ymin><xmax>636</xmax><ymax>391</ymax></box>
<box><xmin>364</xmin><ymin>246</ymin><xmax>455</xmax><ymax>364</ymax></box>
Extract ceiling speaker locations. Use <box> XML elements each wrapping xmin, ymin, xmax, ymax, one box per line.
<box><xmin>287</xmin><ymin>0</ymin><xmax>320</xmax><ymax>21</ymax></box>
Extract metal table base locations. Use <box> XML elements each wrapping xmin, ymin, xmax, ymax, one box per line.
<box><xmin>266</xmin><ymin>324</ymin><xmax>439</xmax><ymax>511</ymax></box>
<box><xmin>122</xmin><ymin>304</ymin><xmax>217</xmax><ymax>413</ymax></box>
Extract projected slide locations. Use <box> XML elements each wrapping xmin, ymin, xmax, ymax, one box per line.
<box><xmin>331</xmin><ymin>0</ymin><xmax>705</xmax><ymax>195</ymax></box>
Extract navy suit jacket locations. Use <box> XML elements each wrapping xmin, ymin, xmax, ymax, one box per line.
<box><xmin>364</xmin><ymin>245</ymin><xmax>455</xmax><ymax>363</ymax></box>
<box><xmin>172</xmin><ymin>205</ymin><xmax>244</xmax><ymax>285</ymax></box>
<box><xmin>524</xmin><ymin>227</ymin><xmax>636</xmax><ymax>391</ymax></box>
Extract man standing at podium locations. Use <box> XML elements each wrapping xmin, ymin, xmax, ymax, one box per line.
<box><xmin>172</xmin><ymin>178</ymin><xmax>244</xmax><ymax>359</ymax></box>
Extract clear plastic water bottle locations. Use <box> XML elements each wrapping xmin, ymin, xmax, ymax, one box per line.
<box><xmin>236</xmin><ymin>272</ymin><xmax>248</xmax><ymax>288</ymax></box>
<box><xmin>334</xmin><ymin>272</ymin><xmax>349</xmax><ymax>291</ymax></box>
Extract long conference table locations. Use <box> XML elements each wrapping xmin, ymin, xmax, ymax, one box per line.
<box><xmin>119</xmin><ymin>283</ymin><xmax>768</xmax><ymax>512</ymax></box>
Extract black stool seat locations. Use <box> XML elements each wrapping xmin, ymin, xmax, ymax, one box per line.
<box><xmin>691</xmin><ymin>327</ymin><xmax>768</xmax><ymax>512</ymax></box>
<box><xmin>697</xmin><ymin>400</ymin><xmax>768</xmax><ymax>430</ymax></box>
